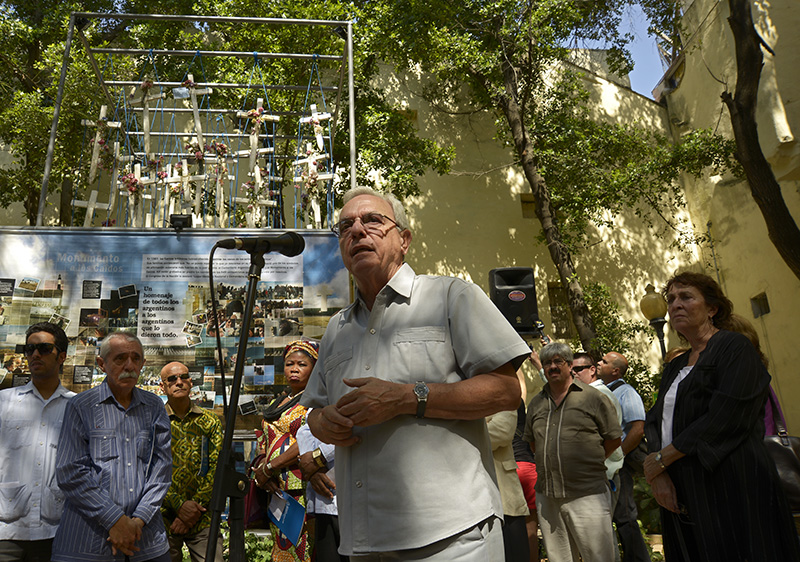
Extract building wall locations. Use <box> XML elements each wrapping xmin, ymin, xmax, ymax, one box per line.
<box><xmin>371</xmin><ymin>66</ymin><xmax>699</xmax><ymax>401</ymax></box>
<box><xmin>371</xmin><ymin>0</ymin><xmax>800</xmax><ymax>423</ymax></box>
<box><xmin>655</xmin><ymin>0</ymin><xmax>800</xmax><ymax>428</ymax></box>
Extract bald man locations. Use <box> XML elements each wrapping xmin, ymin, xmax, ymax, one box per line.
<box><xmin>598</xmin><ymin>353</ymin><xmax>649</xmax><ymax>562</ymax></box>
<box><xmin>159</xmin><ymin>362</ymin><xmax>223</xmax><ymax>562</ymax></box>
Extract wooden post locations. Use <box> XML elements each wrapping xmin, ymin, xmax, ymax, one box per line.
<box><xmin>130</xmin><ymin>88</ymin><xmax>167</xmax><ymax>160</ymax></box>
<box><xmin>186</xmin><ymin>74</ymin><xmax>212</xmax><ymax>149</ymax></box>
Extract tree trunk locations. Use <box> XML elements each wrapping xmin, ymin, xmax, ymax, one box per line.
<box><xmin>494</xmin><ymin>62</ymin><xmax>598</xmax><ymax>354</ymax></box>
<box><xmin>723</xmin><ymin>0</ymin><xmax>800</xmax><ymax>282</ymax></box>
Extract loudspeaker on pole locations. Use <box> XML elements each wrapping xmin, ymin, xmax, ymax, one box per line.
<box><xmin>489</xmin><ymin>267</ymin><xmax>541</xmax><ymax>335</ymax></box>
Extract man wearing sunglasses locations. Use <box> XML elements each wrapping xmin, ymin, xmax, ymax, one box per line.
<box><xmin>52</xmin><ymin>332</ymin><xmax>172</xmax><ymax>562</ymax></box>
<box><xmin>158</xmin><ymin>362</ymin><xmax>223</xmax><ymax>562</ymax></box>
<box><xmin>0</xmin><ymin>322</ymin><xmax>75</xmax><ymax>562</ymax></box>
<box><xmin>302</xmin><ymin>187</ymin><xmax>531</xmax><ymax>561</ymax></box>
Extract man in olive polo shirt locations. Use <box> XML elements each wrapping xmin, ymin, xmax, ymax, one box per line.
<box><xmin>523</xmin><ymin>343</ymin><xmax>621</xmax><ymax>562</ymax></box>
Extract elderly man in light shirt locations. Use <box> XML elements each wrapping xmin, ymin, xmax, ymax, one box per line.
<box><xmin>301</xmin><ymin>187</ymin><xmax>531</xmax><ymax>561</ymax></box>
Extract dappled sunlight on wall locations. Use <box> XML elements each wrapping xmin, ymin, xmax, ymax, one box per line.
<box><xmin>664</xmin><ymin>0</ymin><xmax>800</xmax><ymax>430</ymax></box>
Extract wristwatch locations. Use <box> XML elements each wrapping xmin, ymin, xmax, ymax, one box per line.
<box><xmin>413</xmin><ymin>381</ymin><xmax>429</xmax><ymax>418</ymax></box>
<box><xmin>654</xmin><ymin>451</ymin><xmax>666</xmax><ymax>470</ymax></box>
<box><xmin>312</xmin><ymin>448</ymin><xmax>327</xmax><ymax>470</ymax></box>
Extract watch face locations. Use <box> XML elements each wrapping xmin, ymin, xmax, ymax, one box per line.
<box><xmin>414</xmin><ymin>381</ymin><xmax>429</xmax><ymax>399</ymax></box>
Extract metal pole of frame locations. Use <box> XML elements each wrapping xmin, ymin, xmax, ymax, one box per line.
<box><xmin>38</xmin><ymin>14</ymin><xmax>76</xmax><ymax>226</ymax></box>
<box><xmin>347</xmin><ymin>22</ymin><xmax>356</xmax><ymax>190</ymax></box>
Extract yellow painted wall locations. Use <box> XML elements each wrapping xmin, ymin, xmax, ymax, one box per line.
<box><xmin>658</xmin><ymin>0</ymin><xmax>800</xmax><ymax>429</ymax></box>
<box><xmin>372</xmin><ymin>66</ymin><xmax>699</xmax><ymax>400</ymax></box>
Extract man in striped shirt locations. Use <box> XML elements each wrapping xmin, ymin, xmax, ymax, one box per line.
<box><xmin>52</xmin><ymin>332</ymin><xmax>172</xmax><ymax>562</ymax></box>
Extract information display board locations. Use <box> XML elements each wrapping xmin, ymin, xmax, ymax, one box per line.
<box><xmin>0</xmin><ymin>227</ymin><xmax>349</xmax><ymax>421</ymax></box>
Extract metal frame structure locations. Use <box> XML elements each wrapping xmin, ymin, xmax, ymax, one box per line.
<box><xmin>38</xmin><ymin>12</ymin><xmax>356</xmax><ymax>227</ymax></box>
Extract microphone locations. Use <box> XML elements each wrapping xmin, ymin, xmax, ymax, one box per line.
<box><xmin>216</xmin><ymin>232</ymin><xmax>305</xmax><ymax>256</ymax></box>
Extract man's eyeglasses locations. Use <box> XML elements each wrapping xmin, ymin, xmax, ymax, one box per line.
<box><xmin>165</xmin><ymin>373</ymin><xmax>191</xmax><ymax>383</ymax></box>
<box><xmin>23</xmin><ymin>343</ymin><xmax>58</xmax><ymax>356</ymax></box>
<box><xmin>571</xmin><ymin>364</ymin><xmax>593</xmax><ymax>373</ymax></box>
<box><xmin>331</xmin><ymin>212</ymin><xmax>402</xmax><ymax>238</ymax></box>
<box><xmin>542</xmin><ymin>358</ymin><xmax>566</xmax><ymax>368</ymax></box>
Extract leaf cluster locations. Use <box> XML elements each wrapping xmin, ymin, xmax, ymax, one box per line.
<box><xmin>519</xmin><ymin>72</ymin><xmax>739</xmax><ymax>253</ymax></box>
<box><xmin>571</xmin><ymin>281</ymin><xmax>658</xmax><ymax>407</ymax></box>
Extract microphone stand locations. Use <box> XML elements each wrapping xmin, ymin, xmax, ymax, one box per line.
<box><xmin>205</xmin><ymin>247</ymin><xmax>267</xmax><ymax>562</ymax></box>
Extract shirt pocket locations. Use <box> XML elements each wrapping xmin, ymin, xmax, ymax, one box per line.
<box><xmin>1</xmin><ymin>419</ymin><xmax>34</xmax><ymax>450</ymax></box>
<box><xmin>324</xmin><ymin>347</ymin><xmax>354</xmax><ymax>400</ymax></box>
<box><xmin>136</xmin><ymin>429</ymin><xmax>153</xmax><ymax>463</ymax></box>
<box><xmin>324</xmin><ymin>347</ymin><xmax>353</xmax><ymax>373</ymax></box>
<box><xmin>89</xmin><ymin>429</ymin><xmax>118</xmax><ymax>461</ymax></box>
<box><xmin>392</xmin><ymin>326</ymin><xmax>449</xmax><ymax>383</ymax></box>
<box><xmin>40</xmin><ymin>483</ymin><xmax>65</xmax><ymax>524</ymax></box>
<box><xmin>0</xmin><ymin>482</ymin><xmax>31</xmax><ymax>522</ymax></box>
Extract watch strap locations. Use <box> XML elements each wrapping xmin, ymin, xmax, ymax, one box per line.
<box><xmin>414</xmin><ymin>381</ymin><xmax>429</xmax><ymax>418</ymax></box>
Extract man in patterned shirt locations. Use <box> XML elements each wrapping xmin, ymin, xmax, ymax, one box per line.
<box><xmin>159</xmin><ymin>362</ymin><xmax>223</xmax><ymax>562</ymax></box>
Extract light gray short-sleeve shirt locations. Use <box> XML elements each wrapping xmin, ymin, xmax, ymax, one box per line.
<box><xmin>302</xmin><ymin>264</ymin><xmax>530</xmax><ymax>555</ymax></box>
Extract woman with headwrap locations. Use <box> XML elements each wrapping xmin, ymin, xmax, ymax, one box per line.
<box><xmin>254</xmin><ymin>339</ymin><xmax>319</xmax><ymax>562</ymax></box>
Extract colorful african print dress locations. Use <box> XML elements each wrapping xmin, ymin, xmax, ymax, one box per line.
<box><xmin>257</xmin><ymin>390</ymin><xmax>313</xmax><ymax>562</ymax></box>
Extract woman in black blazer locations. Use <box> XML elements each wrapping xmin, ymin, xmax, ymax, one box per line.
<box><xmin>643</xmin><ymin>272</ymin><xmax>798</xmax><ymax>562</ymax></box>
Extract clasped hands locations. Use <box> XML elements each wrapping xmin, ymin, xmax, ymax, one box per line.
<box><xmin>644</xmin><ymin>452</ymin><xmax>680</xmax><ymax>514</ymax></box>
<box><xmin>169</xmin><ymin>500</ymin><xmax>207</xmax><ymax>535</ymax></box>
<box><xmin>309</xmin><ymin>377</ymin><xmax>411</xmax><ymax>447</ymax></box>
<box><xmin>108</xmin><ymin>514</ymin><xmax>145</xmax><ymax>556</ymax></box>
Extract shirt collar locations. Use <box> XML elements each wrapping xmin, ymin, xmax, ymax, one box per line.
<box><xmin>97</xmin><ymin>379</ymin><xmax>144</xmax><ymax>409</ymax></box>
<box><xmin>541</xmin><ymin>378</ymin><xmax>584</xmax><ymax>398</ymax></box>
<box><xmin>165</xmin><ymin>401</ymin><xmax>204</xmax><ymax>419</ymax></box>
<box><xmin>17</xmin><ymin>380</ymin><xmax>72</xmax><ymax>401</ymax></box>
<box><xmin>352</xmin><ymin>263</ymin><xmax>416</xmax><ymax>310</ymax></box>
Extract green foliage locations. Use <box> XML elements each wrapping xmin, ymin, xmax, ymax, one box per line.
<box><xmin>356</xmin><ymin>0</ymin><xmax>739</xmax><ymax>351</ymax></box>
<box><xmin>197</xmin><ymin>521</ymin><xmax>272</xmax><ymax>561</ymax></box>
<box><xmin>240</xmin><ymin>530</ymin><xmax>274</xmax><ymax>562</ymax></box>
<box><xmin>634</xmin><ymin>475</ymin><xmax>663</xmax><ymax>535</ymax></box>
<box><xmin>571</xmin><ymin>282</ymin><xmax>658</xmax><ymax>406</ymax></box>
<box><xmin>0</xmin><ymin>1</ymin><xmax>454</xmax><ymax>225</ymax></box>
<box><xmin>332</xmin><ymin>85</ymin><xmax>454</xmax><ymax>203</ymax></box>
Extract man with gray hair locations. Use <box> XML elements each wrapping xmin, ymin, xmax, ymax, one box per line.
<box><xmin>52</xmin><ymin>332</ymin><xmax>172</xmax><ymax>562</ymax></box>
<box><xmin>523</xmin><ymin>343</ymin><xmax>621</xmax><ymax>562</ymax></box>
<box><xmin>302</xmin><ymin>186</ymin><xmax>531</xmax><ymax>560</ymax></box>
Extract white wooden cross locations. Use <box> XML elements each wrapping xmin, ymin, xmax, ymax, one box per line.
<box><xmin>175</xmin><ymin>158</ymin><xmax>208</xmax><ymax>221</ymax></box>
<box><xmin>300</xmin><ymin>104</ymin><xmax>332</xmax><ymax>150</ymax></box>
<box><xmin>235</xmin><ymin>99</ymin><xmax>280</xmax><ymax>174</ymax></box>
<box><xmin>211</xmin><ymin>158</ymin><xmax>235</xmax><ymax>228</ymax></box>
<box><xmin>161</xmin><ymin>163</ymin><xmax>185</xmax><ymax>219</ymax></box>
<box><xmin>72</xmin><ymin>190</ymin><xmax>112</xmax><ymax>227</ymax></box>
<box><xmin>293</xmin><ymin>143</ymin><xmax>334</xmax><ymax>186</ymax></box>
<box><xmin>75</xmin><ymin>139</ymin><xmax>131</xmax><ymax>227</ymax></box>
<box><xmin>185</xmin><ymin>74</ymin><xmax>213</xmax><ymax>149</ymax></box>
<box><xmin>130</xmin><ymin>86</ymin><xmax>166</xmax><ymax>159</ymax></box>
<box><xmin>81</xmin><ymin>105</ymin><xmax>122</xmax><ymax>185</ymax></box>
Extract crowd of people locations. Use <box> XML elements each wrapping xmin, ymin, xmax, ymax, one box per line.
<box><xmin>0</xmin><ymin>186</ymin><xmax>797</xmax><ymax>562</ymax></box>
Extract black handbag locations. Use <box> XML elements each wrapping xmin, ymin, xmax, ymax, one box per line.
<box><xmin>763</xmin><ymin>393</ymin><xmax>800</xmax><ymax>514</ymax></box>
